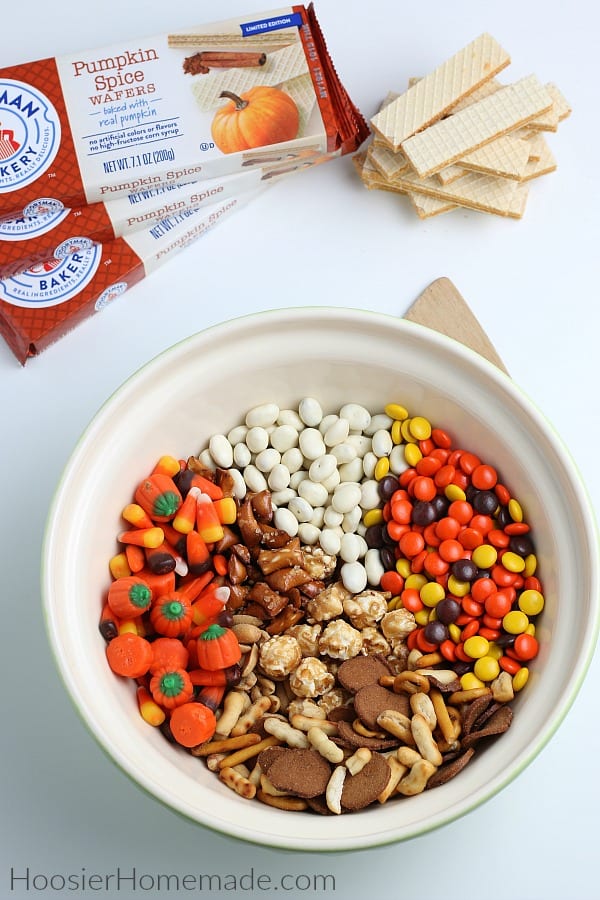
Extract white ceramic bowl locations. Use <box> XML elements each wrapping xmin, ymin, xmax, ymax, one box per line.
<box><xmin>42</xmin><ymin>307</ymin><xmax>599</xmax><ymax>851</ymax></box>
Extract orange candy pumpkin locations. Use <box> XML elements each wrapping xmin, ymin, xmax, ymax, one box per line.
<box><xmin>196</xmin><ymin>624</ymin><xmax>242</xmax><ymax>671</ymax></box>
<box><xmin>211</xmin><ymin>86</ymin><xmax>300</xmax><ymax>154</ymax></box>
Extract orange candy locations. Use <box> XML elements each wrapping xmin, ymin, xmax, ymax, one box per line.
<box><xmin>106</xmin><ymin>633</ymin><xmax>153</xmax><ymax>678</ymax></box>
<box><xmin>169</xmin><ymin>701</ymin><xmax>216</xmax><ymax>747</ymax></box>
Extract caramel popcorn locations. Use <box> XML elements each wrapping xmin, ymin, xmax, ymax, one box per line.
<box><xmin>306</xmin><ymin>581</ymin><xmax>350</xmax><ymax>623</ymax></box>
<box><xmin>259</xmin><ymin>635</ymin><xmax>302</xmax><ymax>679</ymax></box>
<box><xmin>317</xmin><ymin>687</ymin><xmax>353</xmax><ymax>716</ymax></box>
<box><xmin>381</xmin><ymin>608</ymin><xmax>417</xmax><ymax>647</ymax></box>
<box><xmin>286</xmin><ymin>623</ymin><xmax>322</xmax><ymax>657</ymax></box>
<box><xmin>318</xmin><ymin>620</ymin><xmax>363</xmax><ymax>660</ymax></box>
<box><xmin>342</xmin><ymin>590</ymin><xmax>389</xmax><ymax>629</ymax></box>
<box><xmin>289</xmin><ymin>657</ymin><xmax>335</xmax><ymax>698</ymax></box>
<box><xmin>360</xmin><ymin>625</ymin><xmax>391</xmax><ymax>656</ymax></box>
<box><xmin>301</xmin><ymin>546</ymin><xmax>337</xmax><ymax>580</ymax></box>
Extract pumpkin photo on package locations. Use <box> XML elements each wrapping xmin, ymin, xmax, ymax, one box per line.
<box><xmin>211</xmin><ymin>85</ymin><xmax>300</xmax><ymax>153</ymax></box>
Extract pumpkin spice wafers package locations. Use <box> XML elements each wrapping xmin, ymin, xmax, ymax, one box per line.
<box><xmin>0</xmin><ymin>189</ymin><xmax>265</xmax><ymax>364</ymax></box>
<box><xmin>0</xmin><ymin>4</ymin><xmax>369</xmax><ymax>218</ymax></box>
<box><xmin>0</xmin><ymin>148</ymin><xmax>317</xmax><ymax>278</ymax></box>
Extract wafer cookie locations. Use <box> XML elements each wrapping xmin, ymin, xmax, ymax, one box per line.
<box><xmin>168</xmin><ymin>32</ymin><xmax>297</xmax><ymax>50</ymax></box>
<box><xmin>408</xmin><ymin>192</ymin><xmax>457</xmax><ymax>218</ymax></box>
<box><xmin>368</xmin><ymin>143</ymin><xmax>409</xmax><ymax>180</ymax></box>
<box><xmin>546</xmin><ymin>83</ymin><xmax>572</xmax><ymax>121</ymax></box>
<box><xmin>191</xmin><ymin>41</ymin><xmax>307</xmax><ymax>110</ymax></box>
<box><xmin>401</xmin><ymin>75</ymin><xmax>553</xmax><ymax>178</ymax></box>
<box><xmin>436</xmin><ymin>164</ymin><xmax>468</xmax><ymax>185</ymax></box>
<box><xmin>520</xmin><ymin>137</ymin><xmax>557</xmax><ymax>181</ymax></box>
<box><xmin>370</xmin><ymin>33</ymin><xmax>511</xmax><ymax>150</ymax></box>
<box><xmin>521</xmin><ymin>131</ymin><xmax>546</xmax><ymax>162</ymax></box>
<box><xmin>362</xmin><ymin>155</ymin><xmax>528</xmax><ymax>219</ymax></box>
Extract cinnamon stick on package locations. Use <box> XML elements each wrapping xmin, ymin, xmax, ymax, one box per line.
<box><xmin>0</xmin><ymin>5</ymin><xmax>368</xmax><ymax>216</ymax></box>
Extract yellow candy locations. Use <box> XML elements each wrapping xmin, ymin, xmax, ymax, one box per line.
<box><xmin>401</xmin><ymin>419</ymin><xmax>414</xmax><ymax>442</ymax></box>
<box><xmin>420</xmin><ymin>582</ymin><xmax>445</xmax><ymax>607</ymax></box>
<box><xmin>523</xmin><ymin>553</ymin><xmax>538</xmax><ymax>577</ymax></box>
<box><xmin>525</xmin><ymin>623</ymin><xmax>536</xmax><ymax>636</ymax></box>
<box><xmin>512</xmin><ymin>667</ymin><xmax>529</xmax><ymax>691</ymax></box>
<box><xmin>444</xmin><ymin>484</ymin><xmax>466</xmax><ymax>502</ymax></box>
<box><xmin>518</xmin><ymin>589</ymin><xmax>545</xmax><ymax>616</ymax></box>
<box><xmin>447</xmin><ymin>574</ymin><xmax>470</xmax><ymax>597</ymax></box>
<box><xmin>363</xmin><ymin>508</ymin><xmax>384</xmax><ymax>527</ymax></box>
<box><xmin>409</xmin><ymin>416</ymin><xmax>432</xmax><ymax>441</ymax></box>
<box><xmin>501</xmin><ymin>551</ymin><xmax>525</xmax><ymax>573</ymax></box>
<box><xmin>396</xmin><ymin>558</ymin><xmax>412</xmax><ymax>578</ymax></box>
<box><xmin>460</xmin><ymin>672</ymin><xmax>484</xmax><ymax>691</ymax></box>
<box><xmin>405</xmin><ymin>573</ymin><xmax>427</xmax><ymax>590</ymax></box>
<box><xmin>384</xmin><ymin>403</ymin><xmax>409</xmax><ymax>421</ymax></box>
<box><xmin>404</xmin><ymin>442</ymin><xmax>422</xmax><ymax>467</ymax></box>
<box><xmin>508</xmin><ymin>498</ymin><xmax>523</xmax><ymax>522</ymax></box>
<box><xmin>474</xmin><ymin>655</ymin><xmax>500</xmax><ymax>682</ymax></box>
<box><xmin>374</xmin><ymin>456</ymin><xmax>390</xmax><ymax>480</ymax></box>
<box><xmin>472</xmin><ymin>543</ymin><xmax>498</xmax><ymax>569</ymax></box>
<box><xmin>487</xmin><ymin>642</ymin><xmax>503</xmax><ymax>660</ymax></box>
<box><xmin>415</xmin><ymin>609</ymin><xmax>430</xmax><ymax>626</ymax></box>
<box><xmin>448</xmin><ymin>623</ymin><xmax>461</xmax><ymax>643</ymax></box>
<box><xmin>391</xmin><ymin>420</ymin><xmax>404</xmax><ymax>445</ymax></box>
<box><xmin>503</xmin><ymin>610</ymin><xmax>529</xmax><ymax>634</ymax></box>
<box><xmin>387</xmin><ymin>596</ymin><xmax>401</xmax><ymax>611</ymax></box>
<box><xmin>463</xmin><ymin>635</ymin><xmax>490</xmax><ymax>659</ymax></box>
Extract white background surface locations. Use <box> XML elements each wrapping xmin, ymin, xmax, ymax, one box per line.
<box><xmin>1</xmin><ymin>1</ymin><xmax>599</xmax><ymax>898</ymax></box>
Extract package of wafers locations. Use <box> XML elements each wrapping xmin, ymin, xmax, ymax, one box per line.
<box><xmin>0</xmin><ymin>189</ymin><xmax>265</xmax><ymax>364</ymax></box>
<box><xmin>0</xmin><ymin>142</ymin><xmax>332</xmax><ymax>279</ymax></box>
<box><xmin>0</xmin><ymin>5</ymin><xmax>368</xmax><ymax>218</ymax></box>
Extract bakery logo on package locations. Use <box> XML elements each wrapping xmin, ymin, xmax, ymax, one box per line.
<box><xmin>0</xmin><ymin>197</ymin><xmax>69</xmax><ymax>239</ymax></box>
<box><xmin>0</xmin><ymin>80</ymin><xmax>61</xmax><ymax>192</ymax></box>
<box><xmin>0</xmin><ymin>237</ymin><xmax>101</xmax><ymax>308</ymax></box>
<box><xmin>95</xmin><ymin>281</ymin><xmax>128</xmax><ymax>311</ymax></box>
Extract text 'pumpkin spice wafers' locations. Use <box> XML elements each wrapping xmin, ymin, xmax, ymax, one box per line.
<box><xmin>0</xmin><ymin>6</ymin><xmax>370</xmax><ymax>364</ymax></box>
<box><xmin>357</xmin><ymin>35</ymin><xmax>571</xmax><ymax>220</ymax></box>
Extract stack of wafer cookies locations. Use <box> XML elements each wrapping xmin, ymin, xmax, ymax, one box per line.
<box><xmin>355</xmin><ymin>33</ymin><xmax>571</xmax><ymax>219</ymax></box>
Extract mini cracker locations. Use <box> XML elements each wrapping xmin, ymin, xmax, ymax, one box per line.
<box><xmin>401</xmin><ymin>75</ymin><xmax>553</xmax><ymax>177</ymax></box>
<box><xmin>370</xmin><ymin>33</ymin><xmax>511</xmax><ymax>150</ymax></box>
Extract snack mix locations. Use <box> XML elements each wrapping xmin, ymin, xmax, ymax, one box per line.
<box><xmin>101</xmin><ymin>398</ymin><xmax>544</xmax><ymax>814</ymax></box>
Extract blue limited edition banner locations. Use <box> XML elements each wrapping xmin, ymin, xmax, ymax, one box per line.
<box><xmin>240</xmin><ymin>13</ymin><xmax>303</xmax><ymax>36</ymax></box>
